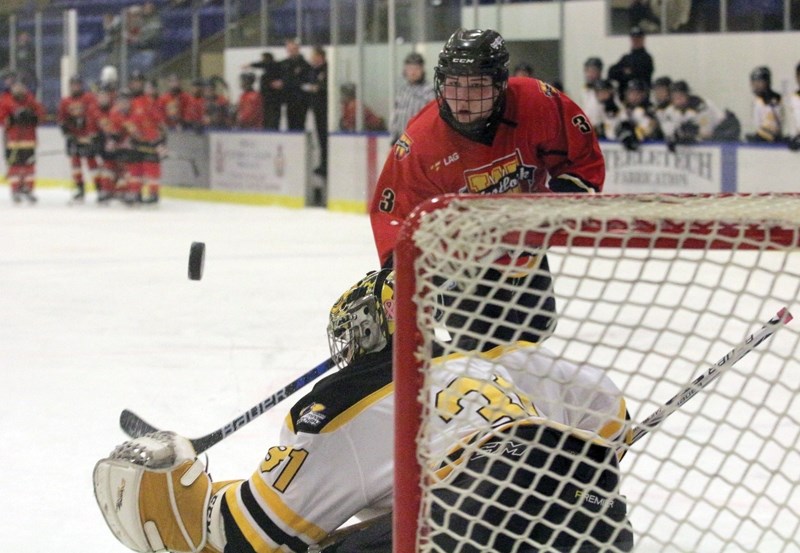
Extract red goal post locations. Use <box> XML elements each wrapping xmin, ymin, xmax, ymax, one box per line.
<box><xmin>393</xmin><ymin>193</ymin><xmax>800</xmax><ymax>553</ymax></box>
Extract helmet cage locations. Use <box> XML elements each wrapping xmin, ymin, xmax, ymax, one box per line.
<box><xmin>327</xmin><ymin>270</ymin><xmax>394</xmax><ymax>368</ymax></box>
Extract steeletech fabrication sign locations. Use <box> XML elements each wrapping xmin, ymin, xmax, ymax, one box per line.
<box><xmin>601</xmin><ymin>143</ymin><xmax>721</xmax><ymax>193</ymax></box>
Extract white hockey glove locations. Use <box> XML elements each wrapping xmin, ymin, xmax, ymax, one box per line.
<box><xmin>93</xmin><ymin>431</ymin><xmax>215</xmax><ymax>553</ymax></box>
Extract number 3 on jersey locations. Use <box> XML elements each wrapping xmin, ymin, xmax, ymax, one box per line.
<box><xmin>260</xmin><ymin>446</ymin><xmax>309</xmax><ymax>492</ymax></box>
<box><xmin>378</xmin><ymin>187</ymin><xmax>396</xmax><ymax>213</ymax></box>
<box><xmin>435</xmin><ymin>375</ymin><xmax>536</xmax><ymax>426</ymax></box>
<box><xmin>572</xmin><ymin>115</ymin><xmax>592</xmax><ymax>134</ymax></box>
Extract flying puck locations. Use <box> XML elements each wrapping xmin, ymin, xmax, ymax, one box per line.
<box><xmin>188</xmin><ymin>241</ymin><xmax>205</xmax><ymax>280</ymax></box>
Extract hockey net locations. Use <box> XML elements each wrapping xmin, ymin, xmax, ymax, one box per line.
<box><xmin>393</xmin><ymin>193</ymin><xmax>800</xmax><ymax>553</ymax></box>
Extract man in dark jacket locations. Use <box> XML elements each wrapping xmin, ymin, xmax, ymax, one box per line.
<box><xmin>608</xmin><ymin>26</ymin><xmax>654</xmax><ymax>101</ymax></box>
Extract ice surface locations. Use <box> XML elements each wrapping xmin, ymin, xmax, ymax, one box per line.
<box><xmin>0</xmin><ymin>188</ymin><xmax>376</xmax><ymax>550</ymax></box>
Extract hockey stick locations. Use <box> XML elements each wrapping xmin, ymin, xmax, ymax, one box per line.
<box><xmin>627</xmin><ymin>307</ymin><xmax>793</xmax><ymax>447</ymax></box>
<box><xmin>120</xmin><ymin>357</ymin><xmax>334</xmax><ymax>452</ymax></box>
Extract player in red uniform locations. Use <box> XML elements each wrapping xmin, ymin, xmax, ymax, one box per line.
<box><xmin>58</xmin><ymin>75</ymin><xmax>101</xmax><ymax>202</ymax></box>
<box><xmin>128</xmin><ymin>71</ymin><xmax>167</xmax><ymax>204</ymax></box>
<box><xmin>370</xmin><ymin>28</ymin><xmax>605</xmax><ymax>347</ymax></box>
<box><xmin>158</xmin><ymin>74</ymin><xmax>193</xmax><ymax>130</ymax></box>
<box><xmin>95</xmin><ymin>85</ymin><xmax>125</xmax><ymax>202</ymax></box>
<box><xmin>234</xmin><ymin>72</ymin><xmax>264</xmax><ymax>129</ymax></box>
<box><xmin>0</xmin><ymin>80</ymin><xmax>46</xmax><ymax>203</ymax></box>
<box><xmin>371</xmin><ymin>28</ymin><xmax>604</xmax><ymax>264</ymax></box>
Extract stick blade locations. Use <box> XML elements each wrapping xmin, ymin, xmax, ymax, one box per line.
<box><xmin>120</xmin><ymin>409</ymin><xmax>159</xmax><ymax>438</ymax></box>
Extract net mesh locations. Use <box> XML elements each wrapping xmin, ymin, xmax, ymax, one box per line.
<box><xmin>395</xmin><ymin>193</ymin><xmax>800</xmax><ymax>553</ymax></box>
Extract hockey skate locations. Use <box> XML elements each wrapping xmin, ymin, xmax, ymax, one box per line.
<box><xmin>21</xmin><ymin>186</ymin><xmax>37</xmax><ymax>204</ymax></box>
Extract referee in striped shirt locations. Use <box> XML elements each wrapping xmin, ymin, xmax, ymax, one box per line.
<box><xmin>390</xmin><ymin>52</ymin><xmax>436</xmax><ymax>143</ymax></box>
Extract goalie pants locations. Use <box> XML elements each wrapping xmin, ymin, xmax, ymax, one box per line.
<box><xmin>429</xmin><ymin>423</ymin><xmax>634</xmax><ymax>553</ymax></box>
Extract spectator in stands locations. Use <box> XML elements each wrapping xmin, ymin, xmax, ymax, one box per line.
<box><xmin>339</xmin><ymin>82</ymin><xmax>386</xmax><ymax>132</ymax></box>
<box><xmin>280</xmin><ymin>38</ymin><xmax>311</xmax><ymax>131</ymax></box>
<box><xmin>747</xmin><ymin>66</ymin><xmax>783</xmax><ymax>143</ymax></box>
<box><xmin>608</xmin><ymin>26</ymin><xmax>654</xmax><ymax>101</ymax></box>
<box><xmin>101</xmin><ymin>12</ymin><xmax>122</xmax><ymax>54</ymax></box>
<box><xmin>302</xmin><ymin>46</ymin><xmax>329</xmax><ymax>177</ymax></box>
<box><xmin>135</xmin><ymin>2</ymin><xmax>162</xmax><ymax>51</ymax></box>
<box><xmin>787</xmin><ymin>62</ymin><xmax>800</xmax><ymax>151</ymax></box>
<box><xmin>247</xmin><ymin>51</ymin><xmax>284</xmax><ymax>130</ymax></box>
<box><xmin>389</xmin><ymin>52</ymin><xmax>435</xmax><ymax>143</ymax></box>
<box><xmin>14</xmin><ymin>31</ymin><xmax>36</xmax><ymax>92</ymax></box>
<box><xmin>512</xmin><ymin>62</ymin><xmax>535</xmax><ymax>78</ymax></box>
<box><xmin>235</xmin><ymin>72</ymin><xmax>264</xmax><ymax>129</ymax></box>
<box><xmin>579</xmin><ymin>57</ymin><xmax>604</xmax><ymax>126</ymax></box>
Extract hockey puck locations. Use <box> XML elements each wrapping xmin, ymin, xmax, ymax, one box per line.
<box><xmin>188</xmin><ymin>242</ymin><xmax>205</xmax><ymax>281</ymax></box>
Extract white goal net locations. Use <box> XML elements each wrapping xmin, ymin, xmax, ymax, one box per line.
<box><xmin>393</xmin><ymin>193</ymin><xmax>800</xmax><ymax>553</ymax></box>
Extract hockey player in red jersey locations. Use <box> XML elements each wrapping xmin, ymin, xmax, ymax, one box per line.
<box><xmin>0</xmin><ymin>80</ymin><xmax>46</xmax><ymax>203</ymax></box>
<box><xmin>127</xmin><ymin>71</ymin><xmax>167</xmax><ymax>204</ymax></box>
<box><xmin>371</xmin><ymin>28</ymin><xmax>604</xmax><ymax>265</ymax></box>
<box><xmin>371</xmin><ymin>28</ymin><xmax>605</xmax><ymax>348</ymax></box>
<box><xmin>158</xmin><ymin>73</ymin><xmax>193</xmax><ymax>130</ymax></box>
<box><xmin>235</xmin><ymin>72</ymin><xmax>264</xmax><ymax>129</ymax></box>
<box><xmin>58</xmin><ymin>75</ymin><xmax>101</xmax><ymax>202</ymax></box>
<box><xmin>93</xmin><ymin>269</ymin><xmax>633</xmax><ymax>553</ymax></box>
<box><xmin>95</xmin><ymin>86</ymin><xmax>125</xmax><ymax>201</ymax></box>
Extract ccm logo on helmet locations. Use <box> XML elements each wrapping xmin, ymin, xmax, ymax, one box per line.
<box><xmin>452</xmin><ymin>58</ymin><xmax>475</xmax><ymax>64</ymax></box>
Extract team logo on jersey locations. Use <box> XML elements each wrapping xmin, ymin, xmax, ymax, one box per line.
<box><xmin>393</xmin><ymin>133</ymin><xmax>412</xmax><ymax>160</ymax></box>
<box><xmin>298</xmin><ymin>403</ymin><xmax>327</xmax><ymax>427</ymax></box>
<box><xmin>461</xmin><ymin>149</ymin><xmax>536</xmax><ymax>194</ymax></box>
<box><xmin>538</xmin><ymin>81</ymin><xmax>557</xmax><ymax>98</ymax></box>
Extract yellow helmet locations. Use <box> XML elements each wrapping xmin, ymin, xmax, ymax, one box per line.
<box><xmin>327</xmin><ymin>269</ymin><xmax>395</xmax><ymax>368</ymax></box>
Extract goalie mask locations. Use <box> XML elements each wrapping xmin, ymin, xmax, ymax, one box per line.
<box><xmin>434</xmin><ymin>28</ymin><xmax>509</xmax><ymax>144</ymax></box>
<box><xmin>328</xmin><ymin>269</ymin><xmax>395</xmax><ymax>368</ymax></box>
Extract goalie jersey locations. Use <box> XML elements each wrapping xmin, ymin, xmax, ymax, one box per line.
<box><xmin>214</xmin><ymin>343</ymin><xmax>630</xmax><ymax>552</ymax></box>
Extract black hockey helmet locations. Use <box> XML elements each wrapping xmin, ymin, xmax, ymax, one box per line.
<box><xmin>653</xmin><ymin>76</ymin><xmax>672</xmax><ymax>89</ymax></box>
<box><xmin>434</xmin><ymin>28</ymin><xmax>509</xmax><ymax>143</ymax></box>
<box><xmin>327</xmin><ymin>269</ymin><xmax>395</xmax><ymax>368</ymax></box>
<box><xmin>669</xmin><ymin>80</ymin><xmax>690</xmax><ymax>94</ymax></box>
<box><xmin>750</xmin><ymin>66</ymin><xmax>771</xmax><ymax>85</ymax></box>
<box><xmin>584</xmin><ymin>57</ymin><xmax>603</xmax><ymax>70</ymax></box>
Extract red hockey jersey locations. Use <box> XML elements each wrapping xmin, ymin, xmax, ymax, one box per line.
<box><xmin>57</xmin><ymin>91</ymin><xmax>100</xmax><ymax>140</ymax></box>
<box><xmin>369</xmin><ymin>77</ymin><xmax>605</xmax><ymax>265</ymax></box>
<box><xmin>0</xmin><ymin>91</ymin><xmax>46</xmax><ymax>144</ymax></box>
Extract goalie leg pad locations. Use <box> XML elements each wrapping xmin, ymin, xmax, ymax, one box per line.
<box><xmin>93</xmin><ymin>432</ymin><xmax>214</xmax><ymax>553</ymax></box>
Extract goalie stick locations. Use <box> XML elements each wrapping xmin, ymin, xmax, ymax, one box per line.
<box><xmin>627</xmin><ymin>307</ymin><xmax>793</xmax><ymax>448</ymax></box>
<box><xmin>119</xmin><ymin>357</ymin><xmax>333</xmax><ymax>452</ymax></box>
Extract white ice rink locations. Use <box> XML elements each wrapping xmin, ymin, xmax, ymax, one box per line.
<box><xmin>3</xmin><ymin>188</ymin><xmax>798</xmax><ymax>552</ymax></box>
<box><xmin>1</xmin><ymin>188</ymin><xmax>377</xmax><ymax>551</ymax></box>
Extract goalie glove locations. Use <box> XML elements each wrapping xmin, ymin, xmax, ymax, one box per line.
<box><xmin>93</xmin><ymin>431</ymin><xmax>219</xmax><ymax>553</ymax></box>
